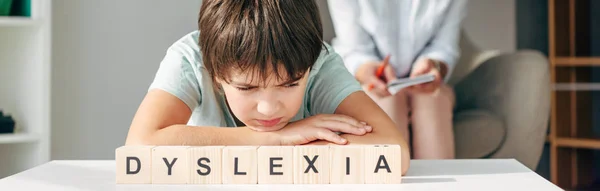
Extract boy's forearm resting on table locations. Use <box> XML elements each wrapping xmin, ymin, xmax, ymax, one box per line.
<box><xmin>306</xmin><ymin>127</ymin><xmax>405</xmax><ymax>145</ymax></box>
<box><xmin>126</xmin><ymin>125</ymin><xmax>276</xmax><ymax>146</ymax></box>
<box><xmin>126</xmin><ymin>89</ymin><xmax>280</xmax><ymax>146</ymax></box>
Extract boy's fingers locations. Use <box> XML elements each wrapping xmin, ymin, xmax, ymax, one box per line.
<box><xmin>316</xmin><ymin>130</ymin><xmax>347</xmax><ymax>145</ymax></box>
<box><xmin>324</xmin><ymin>114</ymin><xmax>366</xmax><ymax>128</ymax></box>
<box><xmin>318</xmin><ymin>120</ymin><xmax>366</xmax><ymax>135</ymax></box>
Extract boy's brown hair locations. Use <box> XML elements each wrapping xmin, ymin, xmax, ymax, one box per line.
<box><xmin>198</xmin><ymin>0</ymin><xmax>324</xmax><ymax>86</ymax></box>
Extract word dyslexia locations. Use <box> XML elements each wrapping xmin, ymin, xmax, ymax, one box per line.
<box><xmin>115</xmin><ymin>145</ymin><xmax>402</xmax><ymax>184</ymax></box>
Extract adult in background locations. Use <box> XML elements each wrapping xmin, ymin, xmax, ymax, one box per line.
<box><xmin>328</xmin><ymin>0</ymin><xmax>467</xmax><ymax>159</ymax></box>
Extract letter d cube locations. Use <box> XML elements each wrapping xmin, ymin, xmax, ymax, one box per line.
<box><xmin>115</xmin><ymin>146</ymin><xmax>154</xmax><ymax>184</ymax></box>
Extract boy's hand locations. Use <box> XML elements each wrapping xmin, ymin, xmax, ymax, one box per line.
<box><xmin>409</xmin><ymin>58</ymin><xmax>446</xmax><ymax>94</ymax></box>
<box><xmin>274</xmin><ymin>114</ymin><xmax>372</xmax><ymax>145</ymax></box>
<box><xmin>355</xmin><ymin>55</ymin><xmax>396</xmax><ymax>98</ymax></box>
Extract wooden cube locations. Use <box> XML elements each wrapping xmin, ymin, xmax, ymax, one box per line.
<box><xmin>364</xmin><ymin>145</ymin><xmax>402</xmax><ymax>184</ymax></box>
<box><xmin>257</xmin><ymin>146</ymin><xmax>293</xmax><ymax>184</ymax></box>
<box><xmin>115</xmin><ymin>146</ymin><xmax>154</xmax><ymax>184</ymax></box>
<box><xmin>188</xmin><ymin>146</ymin><xmax>224</xmax><ymax>184</ymax></box>
<box><xmin>151</xmin><ymin>146</ymin><xmax>190</xmax><ymax>184</ymax></box>
<box><xmin>222</xmin><ymin>146</ymin><xmax>258</xmax><ymax>184</ymax></box>
<box><xmin>293</xmin><ymin>146</ymin><xmax>330</xmax><ymax>184</ymax></box>
<box><xmin>330</xmin><ymin>145</ymin><xmax>364</xmax><ymax>184</ymax></box>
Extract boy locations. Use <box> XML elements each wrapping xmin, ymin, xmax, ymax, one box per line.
<box><xmin>125</xmin><ymin>0</ymin><xmax>409</xmax><ymax>174</ymax></box>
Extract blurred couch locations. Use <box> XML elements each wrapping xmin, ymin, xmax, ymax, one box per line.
<box><xmin>448</xmin><ymin>31</ymin><xmax>550</xmax><ymax>170</ymax></box>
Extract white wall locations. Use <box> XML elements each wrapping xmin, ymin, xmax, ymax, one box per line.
<box><xmin>51</xmin><ymin>0</ymin><xmax>515</xmax><ymax>160</ymax></box>
<box><xmin>462</xmin><ymin>0</ymin><xmax>516</xmax><ymax>52</ymax></box>
<box><xmin>51</xmin><ymin>0</ymin><xmax>201</xmax><ymax>159</ymax></box>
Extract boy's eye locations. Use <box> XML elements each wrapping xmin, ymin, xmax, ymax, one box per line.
<box><xmin>284</xmin><ymin>83</ymin><xmax>299</xmax><ymax>88</ymax></box>
<box><xmin>236</xmin><ymin>86</ymin><xmax>255</xmax><ymax>91</ymax></box>
<box><xmin>234</xmin><ymin>83</ymin><xmax>297</xmax><ymax>91</ymax></box>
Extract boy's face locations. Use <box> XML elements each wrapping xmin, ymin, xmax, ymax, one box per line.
<box><xmin>219</xmin><ymin>66</ymin><xmax>310</xmax><ymax>132</ymax></box>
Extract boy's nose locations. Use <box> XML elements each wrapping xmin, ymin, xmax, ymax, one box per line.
<box><xmin>256</xmin><ymin>99</ymin><xmax>280</xmax><ymax>117</ymax></box>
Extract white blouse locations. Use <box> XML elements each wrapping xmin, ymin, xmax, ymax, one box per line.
<box><xmin>328</xmin><ymin>0</ymin><xmax>467</xmax><ymax>79</ymax></box>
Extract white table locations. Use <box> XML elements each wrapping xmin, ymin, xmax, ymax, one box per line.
<box><xmin>0</xmin><ymin>159</ymin><xmax>562</xmax><ymax>191</ymax></box>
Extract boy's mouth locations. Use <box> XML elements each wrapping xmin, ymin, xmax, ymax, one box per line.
<box><xmin>256</xmin><ymin>117</ymin><xmax>282</xmax><ymax>127</ymax></box>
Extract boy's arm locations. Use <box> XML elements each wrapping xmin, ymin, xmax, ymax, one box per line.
<box><xmin>307</xmin><ymin>91</ymin><xmax>411</xmax><ymax>175</ymax></box>
<box><xmin>125</xmin><ymin>89</ymin><xmax>275</xmax><ymax>146</ymax></box>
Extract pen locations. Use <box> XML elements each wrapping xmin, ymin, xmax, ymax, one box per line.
<box><xmin>367</xmin><ymin>55</ymin><xmax>390</xmax><ymax>91</ymax></box>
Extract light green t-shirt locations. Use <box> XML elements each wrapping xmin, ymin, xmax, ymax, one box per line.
<box><xmin>149</xmin><ymin>31</ymin><xmax>362</xmax><ymax>127</ymax></box>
